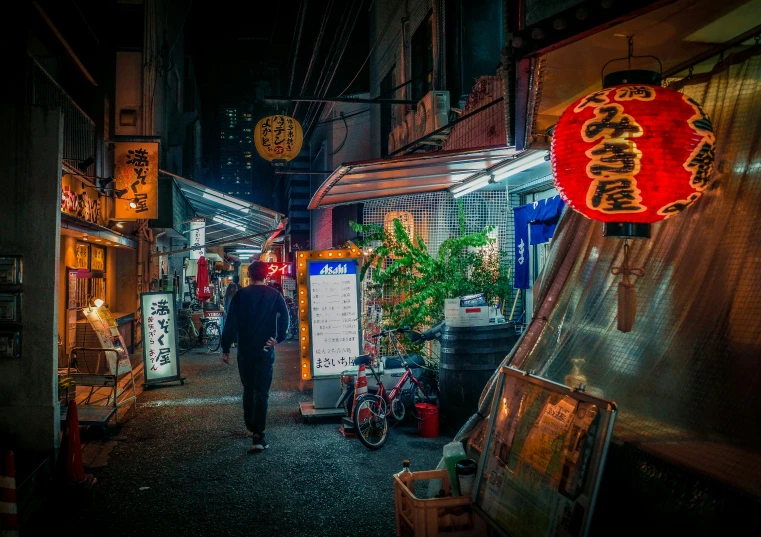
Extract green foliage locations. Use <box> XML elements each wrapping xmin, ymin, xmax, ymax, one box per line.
<box><xmin>349</xmin><ymin>202</ymin><xmax>513</xmax><ymax>336</ymax></box>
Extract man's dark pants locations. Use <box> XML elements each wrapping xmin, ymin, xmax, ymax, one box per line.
<box><xmin>236</xmin><ymin>349</ymin><xmax>275</xmax><ymax>437</ymax></box>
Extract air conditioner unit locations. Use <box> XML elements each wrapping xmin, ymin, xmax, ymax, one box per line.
<box><xmin>387</xmin><ymin>125</ymin><xmax>398</xmax><ymax>155</ymax></box>
<box><xmin>397</xmin><ymin>120</ymin><xmax>409</xmax><ymax>150</ymax></box>
<box><xmin>416</xmin><ymin>91</ymin><xmax>450</xmax><ymax>139</ymax></box>
<box><xmin>405</xmin><ymin>110</ymin><xmax>417</xmax><ymax>144</ymax></box>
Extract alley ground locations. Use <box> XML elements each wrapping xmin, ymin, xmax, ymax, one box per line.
<box><xmin>31</xmin><ymin>341</ymin><xmax>449</xmax><ymax>537</ymax></box>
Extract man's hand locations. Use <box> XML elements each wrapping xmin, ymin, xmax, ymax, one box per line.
<box><xmin>222</xmin><ymin>353</ymin><xmax>231</xmax><ymax>365</ymax></box>
<box><xmin>263</xmin><ymin>337</ymin><xmax>278</xmax><ymax>351</ymax></box>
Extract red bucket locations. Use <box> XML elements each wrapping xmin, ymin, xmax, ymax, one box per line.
<box><xmin>415</xmin><ymin>403</ymin><xmax>439</xmax><ymax>438</ymax></box>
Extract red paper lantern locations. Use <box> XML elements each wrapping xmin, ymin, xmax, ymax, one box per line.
<box><xmin>551</xmin><ymin>84</ymin><xmax>715</xmax><ymax>230</ymax></box>
<box><xmin>196</xmin><ymin>256</ymin><xmax>211</xmax><ymax>302</ymax></box>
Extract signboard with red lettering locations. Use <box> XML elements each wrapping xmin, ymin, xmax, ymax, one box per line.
<box><xmin>140</xmin><ymin>291</ymin><xmax>182</xmax><ymax>385</ymax></box>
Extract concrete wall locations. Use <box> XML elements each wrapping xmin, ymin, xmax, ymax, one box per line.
<box><xmin>0</xmin><ymin>106</ymin><xmax>63</xmax><ymax>452</ymax></box>
<box><xmin>369</xmin><ymin>0</ymin><xmax>434</xmax><ymax>159</ymax></box>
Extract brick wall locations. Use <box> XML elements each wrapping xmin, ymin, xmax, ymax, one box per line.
<box><xmin>311</xmin><ymin>207</ymin><xmax>333</xmax><ymax>251</ymax></box>
<box><xmin>444</xmin><ymin>75</ymin><xmax>506</xmax><ymax>150</ymax></box>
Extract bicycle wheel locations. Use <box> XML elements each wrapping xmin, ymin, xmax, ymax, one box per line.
<box><xmin>205</xmin><ymin>323</ymin><xmax>221</xmax><ymax>352</ymax></box>
<box><xmin>411</xmin><ymin>379</ymin><xmax>439</xmax><ymax>419</ymax></box>
<box><xmin>353</xmin><ymin>394</ymin><xmax>388</xmax><ymax>450</ymax></box>
<box><xmin>178</xmin><ymin>328</ymin><xmax>192</xmax><ymax>355</ymax></box>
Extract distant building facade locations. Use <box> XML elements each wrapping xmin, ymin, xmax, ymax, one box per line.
<box><xmin>218</xmin><ymin>105</ymin><xmax>253</xmax><ymax>199</ymax></box>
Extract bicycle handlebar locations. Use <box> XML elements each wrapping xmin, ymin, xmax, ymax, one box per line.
<box><xmin>370</xmin><ymin>326</ymin><xmax>411</xmax><ymax>339</ymax></box>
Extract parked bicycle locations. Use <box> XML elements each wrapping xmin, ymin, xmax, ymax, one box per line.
<box><xmin>346</xmin><ymin>324</ymin><xmax>441</xmax><ymax>450</ymax></box>
<box><xmin>177</xmin><ymin>308</ymin><xmax>221</xmax><ymax>354</ymax></box>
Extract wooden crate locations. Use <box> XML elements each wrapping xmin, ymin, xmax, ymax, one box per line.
<box><xmin>394</xmin><ymin>469</ymin><xmax>487</xmax><ymax>537</ymax></box>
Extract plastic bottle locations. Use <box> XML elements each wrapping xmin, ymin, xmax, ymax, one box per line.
<box><xmin>442</xmin><ymin>441</ymin><xmax>467</xmax><ymax>496</ymax></box>
<box><xmin>397</xmin><ymin>459</ymin><xmax>413</xmax><ymax>491</ymax></box>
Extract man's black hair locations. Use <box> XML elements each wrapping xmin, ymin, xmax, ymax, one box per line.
<box><xmin>248</xmin><ymin>261</ymin><xmax>268</xmax><ymax>282</ymax></box>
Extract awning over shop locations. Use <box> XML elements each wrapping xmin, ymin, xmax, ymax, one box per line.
<box><xmin>308</xmin><ymin>145</ymin><xmax>520</xmax><ymax>209</ymax></box>
<box><xmin>61</xmin><ymin>213</ymin><xmax>137</xmax><ymax>249</ymax></box>
<box><xmin>164</xmin><ymin>171</ymin><xmax>283</xmax><ymax>250</ymax></box>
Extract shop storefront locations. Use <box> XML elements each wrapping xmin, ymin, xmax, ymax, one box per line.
<box><xmin>58</xmin><ymin>174</ymin><xmax>139</xmax><ymax>375</ymax></box>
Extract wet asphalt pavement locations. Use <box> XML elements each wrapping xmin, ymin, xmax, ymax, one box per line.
<box><xmin>42</xmin><ymin>341</ymin><xmax>449</xmax><ymax>537</ymax></box>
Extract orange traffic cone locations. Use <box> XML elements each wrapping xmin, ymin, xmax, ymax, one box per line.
<box><xmin>64</xmin><ymin>400</ymin><xmax>86</xmax><ymax>485</ymax></box>
<box><xmin>0</xmin><ymin>451</ymin><xmax>19</xmax><ymax>537</ymax></box>
<box><xmin>354</xmin><ymin>364</ymin><xmax>370</xmax><ymax>422</ymax></box>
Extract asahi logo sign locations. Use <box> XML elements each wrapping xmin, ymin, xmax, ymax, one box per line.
<box><xmin>319</xmin><ymin>263</ymin><xmax>348</xmax><ymax>275</ymax></box>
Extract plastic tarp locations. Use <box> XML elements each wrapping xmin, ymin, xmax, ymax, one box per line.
<box><xmin>457</xmin><ymin>49</ymin><xmax>761</xmax><ymax>502</ymax></box>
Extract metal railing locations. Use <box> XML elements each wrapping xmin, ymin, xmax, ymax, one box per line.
<box><xmin>25</xmin><ymin>54</ymin><xmax>96</xmax><ymax>168</ymax></box>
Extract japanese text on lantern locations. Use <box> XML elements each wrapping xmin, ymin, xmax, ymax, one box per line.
<box><xmin>115</xmin><ymin>142</ymin><xmax>159</xmax><ymax>219</ymax></box>
<box><xmin>308</xmin><ymin>262</ymin><xmax>360</xmax><ymax>377</ymax></box>
<box><xmin>141</xmin><ymin>293</ymin><xmax>178</xmax><ymax>382</ymax></box>
<box><xmin>658</xmin><ymin>96</ymin><xmax>716</xmax><ymax>217</ymax></box>
<box><xmin>254</xmin><ymin>115</ymin><xmax>303</xmax><ymax>162</ymax></box>
<box><xmin>575</xmin><ymin>86</ymin><xmax>651</xmax><ymax>215</ymax></box>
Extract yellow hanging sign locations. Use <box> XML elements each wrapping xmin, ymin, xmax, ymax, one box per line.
<box><xmin>254</xmin><ymin>115</ymin><xmax>303</xmax><ymax>162</ymax></box>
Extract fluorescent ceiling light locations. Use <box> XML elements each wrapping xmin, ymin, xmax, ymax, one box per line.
<box><xmin>234</xmin><ymin>249</ymin><xmax>261</xmax><ymax>254</ymax></box>
<box><xmin>452</xmin><ymin>150</ymin><xmax>548</xmax><ymax>198</ymax></box>
<box><xmin>202</xmin><ymin>192</ymin><xmax>250</xmax><ymax>213</ymax></box>
<box><xmin>212</xmin><ymin>215</ymin><xmax>246</xmax><ymax>232</ymax></box>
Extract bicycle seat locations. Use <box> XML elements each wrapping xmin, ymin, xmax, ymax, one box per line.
<box><xmin>353</xmin><ymin>354</ymin><xmax>373</xmax><ymax>366</ymax></box>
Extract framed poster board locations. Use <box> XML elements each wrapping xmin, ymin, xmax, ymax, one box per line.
<box><xmin>473</xmin><ymin>367</ymin><xmax>616</xmax><ymax>537</ymax></box>
<box><xmin>306</xmin><ymin>260</ymin><xmax>361</xmax><ymax>377</ymax></box>
<box><xmin>140</xmin><ymin>291</ymin><xmax>182</xmax><ymax>385</ymax></box>
<box><xmin>83</xmin><ymin>305</ymin><xmax>132</xmax><ymax>375</ymax></box>
<box><xmin>91</xmin><ymin>245</ymin><xmax>105</xmax><ymax>271</ymax></box>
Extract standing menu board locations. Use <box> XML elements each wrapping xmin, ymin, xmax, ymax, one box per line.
<box><xmin>307</xmin><ymin>260</ymin><xmax>361</xmax><ymax>377</ymax></box>
<box><xmin>140</xmin><ymin>292</ymin><xmax>181</xmax><ymax>385</ymax></box>
<box><xmin>83</xmin><ymin>306</ymin><xmax>132</xmax><ymax>375</ymax></box>
<box><xmin>473</xmin><ymin>367</ymin><xmax>616</xmax><ymax>537</ymax></box>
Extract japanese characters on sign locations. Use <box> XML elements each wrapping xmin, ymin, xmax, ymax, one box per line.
<box><xmin>308</xmin><ymin>261</ymin><xmax>360</xmax><ymax>377</ymax></box>
<box><xmin>552</xmin><ymin>84</ymin><xmax>715</xmax><ymax>224</ymax></box>
<box><xmin>264</xmin><ymin>262</ymin><xmax>292</xmax><ymax>279</ymax></box>
<box><xmin>91</xmin><ymin>246</ymin><xmax>105</xmax><ymax>271</ymax></box>
<box><xmin>114</xmin><ymin>142</ymin><xmax>159</xmax><ymax>219</ymax></box>
<box><xmin>574</xmin><ymin>87</ymin><xmax>647</xmax><ymax>215</ymax></box>
<box><xmin>140</xmin><ymin>292</ymin><xmax>180</xmax><ymax>383</ymax></box>
<box><xmin>75</xmin><ymin>242</ymin><xmax>90</xmax><ymax>269</ymax></box>
<box><xmin>189</xmin><ymin>218</ymin><xmax>205</xmax><ymax>260</ymax></box>
<box><xmin>254</xmin><ymin>115</ymin><xmax>304</xmax><ymax>163</ymax></box>
<box><xmin>60</xmin><ymin>174</ymin><xmax>105</xmax><ymax>225</ymax></box>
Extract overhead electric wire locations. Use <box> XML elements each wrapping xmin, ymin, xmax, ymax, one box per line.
<box><xmin>316</xmin><ymin>107</ymin><xmax>369</xmax><ymax>123</ymax></box>
<box><xmin>287</xmin><ymin>0</ymin><xmax>308</xmax><ymax>97</ymax></box>
<box><xmin>336</xmin><ymin>0</ymin><xmax>404</xmax><ymax>97</ymax></box>
<box><xmin>300</xmin><ymin>1</ymin><xmax>353</xmax><ymax>130</ymax></box>
<box><xmin>292</xmin><ymin>0</ymin><xmax>335</xmax><ymax>118</ymax></box>
<box><xmin>302</xmin><ymin>0</ymin><xmax>365</xmax><ymax>138</ymax></box>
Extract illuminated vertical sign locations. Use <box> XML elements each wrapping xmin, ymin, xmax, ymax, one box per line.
<box><xmin>140</xmin><ymin>291</ymin><xmax>181</xmax><ymax>385</ymax></box>
<box><xmin>189</xmin><ymin>218</ymin><xmax>205</xmax><ymax>260</ymax></box>
<box><xmin>114</xmin><ymin>141</ymin><xmax>159</xmax><ymax>219</ymax></box>
<box><xmin>307</xmin><ymin>261</ymin><xmax>361</xmax><ymax>377</ymax></box>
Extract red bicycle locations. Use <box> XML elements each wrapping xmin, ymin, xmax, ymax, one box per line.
<box><xmin>351</xmin><ymin>325</ymin><xmax>440</xmax><ymax>450</ymax></box>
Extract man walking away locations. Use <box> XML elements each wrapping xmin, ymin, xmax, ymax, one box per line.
<box><xmin>221</xmin><ymin>262</ymin><xmax>288</xmax><ymax>453</ymax></box>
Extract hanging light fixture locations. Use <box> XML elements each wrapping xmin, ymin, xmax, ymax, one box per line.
<box><xmin>550</xmin><ymin>38</ymin><xmax>715</xmax><ymax>331</ymax></box>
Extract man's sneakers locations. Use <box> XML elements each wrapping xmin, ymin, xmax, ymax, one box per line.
<box><xmin>249</xmin><ymin>433</ymin><xmax>270</xmax><ymax>453</ymax></box>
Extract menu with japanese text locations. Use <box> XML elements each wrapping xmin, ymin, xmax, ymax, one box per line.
<box><xmin>308</xmin><ymin>261</ymin><xmax>360</xmax><ymax>377</ymax></box>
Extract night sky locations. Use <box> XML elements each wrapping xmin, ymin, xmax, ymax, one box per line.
<box><xmin>186</xmin><ymin>0</ymin><xmax>370</xmax><ymax>209</ymax></box>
